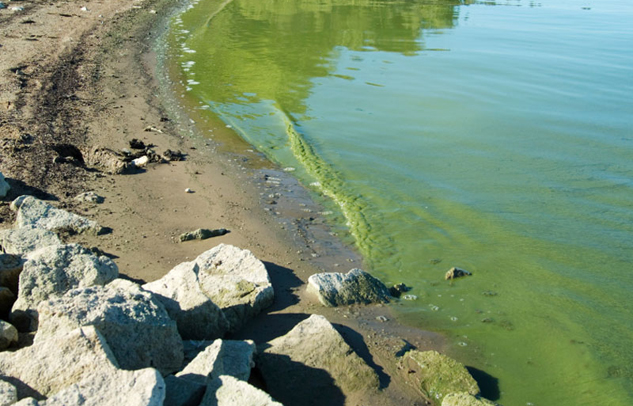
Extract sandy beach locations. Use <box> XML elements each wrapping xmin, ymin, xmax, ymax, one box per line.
<box><xmin>0</xmin><ymin>0</ymin><xmax>448</xmax><ymax>404</ymax></box>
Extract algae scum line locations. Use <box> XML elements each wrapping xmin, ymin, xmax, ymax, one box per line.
<box><xmin>164</xmin><ymin>0</ymin><xmax>633</xmax><ymax>405</ymax></box>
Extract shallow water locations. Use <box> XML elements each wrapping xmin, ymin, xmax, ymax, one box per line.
<box><xmin>170</xmin><ymin>0</ymin><xmax>633</xmax><ymax>404</ymax></box>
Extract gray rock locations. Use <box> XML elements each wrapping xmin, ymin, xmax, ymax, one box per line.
<box><xmin>179</xmin><ymin>229</ymin><xmax>229</xmax><ymax>242</ymax></box>
<box><xmin>164</xmin><ymin>375</ymin><xmax>206</xmax><ymax>406</ymax></box>
<box><xmin>74</xmin><ymin>191</ymin><xmax>105</xmax><ymax>204</ymax></box>
<box><xmin>144</xmin><ymin>244</ymin><xmax>273</xmax><ymax>334</ymax></box>
<box><xmin>0</xmin><ymin>254</ymin><xmax>23</xmax><ymax>294</ymax></box>
<box><xmin>45</xmin><ymin>368</ymin><xmax>166</xmax><ymax>406</ymax></box>
<box><xmin>401</xmin><ymin>350</ymin><xmax>479</xmax><ymax>405</ymax></box>
<box><xmin>10</xmin><ymin>195</ymin><xmax>103</xmax><ymax>235</ymax></box>
<box><xmin>0</xmin><ymin>321</ymin><xmax>18</xmax><ymax>351</ymax></box>
<box><xmin>307</xmin><ymin>268</ymin><xmax>391</xmax><ymax>307</ymax></box>
<box><xmin>442</xmin><ymin>393</ymin><xmax>498</xmax><ymax>406</ymax></box>
<box><xmin>11</xmin><ymin>244</ymin><xmax>118</xmax><ymax>331</ymax></box>
<box><xmin>143</xmin><ymin>262</ymin><xmax>230</xmax><ymax>341</ymax></box>
<box><xmin>0</xmin><ymin>288</ymin><xmax>15</xmax><ymax>320</ymax></box>
<box><xmin>0</xmin><ymin>379</ymin><xmax>17</xmax><ymax>406</ymax></box>
<box><xmin>182</xmin><ymin>340</ymin><xmax>215</xmax><ymax>364</ymax></box>
<box><xmin>0</xmin><ymin>226</ymin><xmax>62</xmax><ymax>257</ymax></box>
<box><xmin>0</xmin><ymin>173</ymin><xmax>10</xmax><ymax>198</ymax></box>
<box><xmin>257</xmin><ymin>314</ymin><xmax>379</xmax><ymax>406</ymax></box>
<box><xmin>0</xmin><ymin>326</ymin><xmax>119</xmax><ymax>397</ymax></box>
<box><xmin>201</xmin><ymin>375</ymin><xmax>282</xmax><ymax>406</ymax></box>
<box><xmin>35</xmin><ymin>280</ymin><xmax>184</xmax><ymax>375</ymax></box>
<box><xmin>445</xmin><ymin>267</ymin><xmax>472</xmax><ymax>280</ymax></box>
<box><xmin>177</xmin><ymin>339</ymin><xmax>255</xmax><ymax>385</ymax></box>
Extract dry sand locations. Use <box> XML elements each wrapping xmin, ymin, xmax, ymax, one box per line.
<box><xmin>0</xmin><ymin>0</ymin><xmax>446</xmax><ymax>404</ymax></box>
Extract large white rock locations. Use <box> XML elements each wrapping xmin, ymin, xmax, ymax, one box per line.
<box><xmin>201</xmin><ymin>375</ymin><xmax>283</xmax><ymax>406</ymax></box>
<box><xmin>307</xmin><ymin>268</ymin><xmax>391</xmax><ymax>307</ymax></box>
<box><xmin>35</xmin><ymin>280</ymin><xmax>184</xmax><ymax>375</ymax></box>
<box><xmin>10</xmin><ymin>195</ymin><xmax>103</xmax><ymax>235</ymax></box>
<box><xmin>0</xmin><ymin>326</ymin><xmax>119</xmax><ymax>397</ymax></box>
<box><xmin>257</xmin><ymin>314</ymin><xmax>379</xmax><ymax>406</ymax></box>
<box><xmin>177</xmin><ymin>339</ymin><xmax>255</xmax><ymax>385</ymax></box>
<box><xmin>144</xmin><ymin>244</ymin><xmax>273</xmax><ymax>334</ymax></box>
<box><xmin>0</xmin><ymin>321</ymin><xmax>18</xmax><ymax>351</ymax></box>
<box><xmin>0</xmin><ymin>173</ymin><xmax>10</xmax><ymax>198</ymax></box>
<box><xmin>0</xmin><ymin>226</ymin><xmax>61</xmax><ymax>256</ymax></box>
<box><xmin>45</xmin><ymin>368</ymin><xmax>166</xmax><ymax>406</ymax></box>
<box><xmin>143</xmin><ymin>262</ymin><xmax>230</xmax><ymax>341</ymax></box>
<box><xmin>0</xmin><ymin>379</ymin><xmax>17</xmax><ymax>406</ymax></box>
<box><xmin>11</xmin><ymin>244</ymin><xmax>118</xmax><ymax>331</ymax></box>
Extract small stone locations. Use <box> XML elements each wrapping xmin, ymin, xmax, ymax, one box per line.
<box><xmin>179</xmin><ymin>228</ymin><xmax>228</xmax><ymax>242</ymax></box>
<box><xmin>132</xmin><ymin>156</ymin><xmax>149</xmax><ymax>168</ymax></box>
<box><xmin>0</xmin><ymin>320</ymin><xmax>18</xmax><ymax>350</ymax></box>
<box><xmin>185</xmin><ymin>188</ymin><xmax>193</xmax><ymax>193</ymax></box>
<box><xmin>445</xmin><ymin>267</ymin><xmax>472</xmax><ymax>280</ymax></box>
<box><xmin>376</xmin><ymin>315</ymin><xmax>388</xmax><ymax>322</ymax></box>
<box><xmin>74</xmin><ymin>191</ymin><xmax>105</xmax><ymax>204</ymax></box>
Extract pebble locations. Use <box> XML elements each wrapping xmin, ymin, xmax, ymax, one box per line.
<box><xmin>185</xmin><ymin>188</ymin><xmax>193</xmax><ymax>193</ymax></box>
<box><xmin>376</xmin><ymin>316</ymin><xmax>388</xmax><ymax>322</ymax></box>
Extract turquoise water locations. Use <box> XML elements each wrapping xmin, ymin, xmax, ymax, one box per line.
<box><xmin>170</xmin><ymin>0</ymin><xmax>633</xmax><ymax>404</ymax></box>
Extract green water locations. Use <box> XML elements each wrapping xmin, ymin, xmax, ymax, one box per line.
<box><xmin>170</xmin><ymin>0</ymin><xmax>633</xmax><ymax>404</ymax></box>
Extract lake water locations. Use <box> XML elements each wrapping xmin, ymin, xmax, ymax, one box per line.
<box><xmin>169</xmin><ymin>0</ymin><xmax>633</xmax><ymax>404</ymax></box>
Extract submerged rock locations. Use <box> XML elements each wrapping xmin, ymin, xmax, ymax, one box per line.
<box><xmin>389</xmin><ymin>282</ymin><xmax>411</xmax><ymax>298</ymax></box>
<box><xmin>445</xmin><ymin>267</ymin><xmax>472</xmax><ymax>280</ymax></box>
<box><xmin>257</xmin><ymin>314</ymin><xmax>379</xmax><ymax>406</ymax></box>
<box><xmin>11</xmin><ymin>195</ymin><xmax>103</xmax><ymax>235</ymax></box>
<box><xmin>307</xmin><ymin>268</ymin><xmax>391</xmax><ymax>307</ymax></box>
<box><xmin>401</xmin><ymin>350</ymin><xmax>479</xmax><ymax>405</ymax></box>
<box><xmin>35</xmin><ymin>280</ymin><xmax>183</xmax><ymax>375</ymax></box>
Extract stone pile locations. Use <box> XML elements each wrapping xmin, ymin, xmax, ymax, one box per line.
<box><xmin>0</xmin><ymin>195</ymin><xmax>499</xmax><ymax>406</ymax></box>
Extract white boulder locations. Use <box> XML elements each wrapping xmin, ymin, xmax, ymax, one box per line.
<box><xmin>11</xmin><ymin>244</ymin><xmax>118</xmax><ymax>331</ymax></box>
<box><xmin>177</xmin><ymin>339</ymin><xmax>255</xmax><ymax>385</ymax></box>
<box><xmin>201</xmin><ymin>375</ymin><xmax>283</xmax><ymax>406</ymax></box>
<box><xmin>45</xmin><ymin>368</ymin><xmax>166</xmax><ymax>406</ymax></box>
<box><xmin>35</xmin><ymin>280</ymin><xmax>184</xmax><ymax>375</ymax></box>
<box><xmin>0</xmin><ymin>226</ymin><xmax>61</xmax><ymax>256</ymax></box>
<box><xmin>257</xmin><ymin>314</ymin><xmax>379</xmax><ymax>406</ymax></box>
<box><xmin>10</xmin><ymin>195</ymin><xmax>103</xmax><ymax>235</ymax></box>
<box><xmin>0</xmin><ymin>326</ymin><xmax>118</xmax><ymax>397</ymax></box>
<box><xmin>144</xmin><ymin>244</ymin><xmax>273</xmax><ymax>334</ymax></box>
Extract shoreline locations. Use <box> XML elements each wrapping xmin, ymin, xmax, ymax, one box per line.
<box><xmin>0</xmin><ymin>0</ymin><xmax>454</xmax><ymax>404</ymax></box>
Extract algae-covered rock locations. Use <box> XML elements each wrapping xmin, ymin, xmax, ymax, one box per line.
<box><xmin>442</xmin><ymin>392</ymin><xmax>498</xmax><ymax>406</ymax></box>
<box><xmin>257</xmin><ymin>314</ymin><xmax>378</xmax><ymax>406</ymax></box>
<box><xmin>402</xmin><ymin>350</ymin><xmax>479</xmax><ymax>405</ymax></box>
<box><xmin>307</xmin><ymin>268</ymin><xmax>391</xmax><ymax>307</ymax></box>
